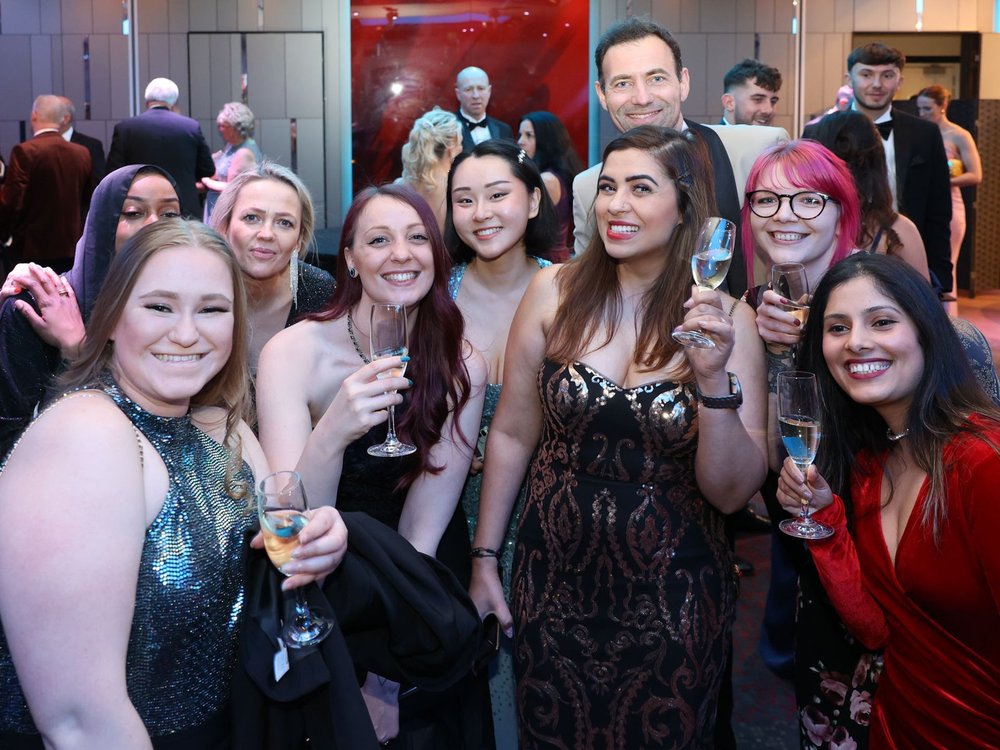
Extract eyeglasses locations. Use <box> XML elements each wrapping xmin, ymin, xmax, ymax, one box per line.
<box><xmin>746</xmin><ymin>190</ymin><xmax>837</xmax><ymax>220</ymax></box>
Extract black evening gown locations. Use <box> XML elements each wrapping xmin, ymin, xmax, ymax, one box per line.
<box><xmin>512</xmin><ymin>360</ymin><xmax>737</xmax><ymax>749</ymax></box>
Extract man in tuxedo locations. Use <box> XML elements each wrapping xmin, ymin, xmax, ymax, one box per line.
<box><xmin>807</xmin><ymin>43</ymin><xmax>952</xmax><ymax>296</ymax></box>
<box><xmin>0</xmin><ymin>95</ymin><xmax>91</xmax><ymax>272</ymax></box>
<box><xmin>720</xmin><ymin>59</ymin><xmax>782</xmax><ymax>126</ymax></box>
<box><xmin>107</xmin><ymin>77</ymin><xmax>215</xmax><ymax>218</ymax></box>
<box><xmin>454</xmin><ymin>67</ymin><xmax>513</xmax><ymax>152</ymax></box>
<box><xmin>571</xmin><ymin>17</ymin><xmax>746</xmax><ymax>296</ymax></box>
<box><xmin>58</xmin><ymin>96</ymin><xmax>106</xmax><ymax>207</ymax></box>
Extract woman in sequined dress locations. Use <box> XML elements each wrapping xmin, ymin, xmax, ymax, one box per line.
<box><xmin>445</xmin><ymin>139</ymin><xmax>559</xmax><ymax>748</ymax></box>
<box><xmin>255</xmin><ymin>183</ymin><xmax>488</xmax><ymax>748</ymax></box>
<box><xmin>469</xmin><ymin>126</ymin><xmax>768</xmax><ymax>748</ymax></box>
<box><xmin>0</xmin><ymin>219</ymin><xmax>347</xmax><ymax>749</ymax></box>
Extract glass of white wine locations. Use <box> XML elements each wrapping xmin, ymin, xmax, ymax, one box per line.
<box><xmin>368</xmin><ymin>303</ymin><xmax>416</xmax><ymax>458</ymax></box>
<box><xmin>770</xmin><ymin>262</ymin><xmax>810</xmax><ymax>355</ymax></box>
<box><xmin>777</xmin><ymin>371</ymin><xmax>833</xmax><ymax>540</ymax></box>
<box><xmin>257</xmin><ymin>470</ymin><xmax>333</xmax><ymax>648</ymax></box>
<box><xmin>672</xmin><ymin>217</ymin><xmax>735</xmax><ymax>349</ymax></box>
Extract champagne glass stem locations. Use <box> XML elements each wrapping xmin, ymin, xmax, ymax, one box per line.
<box><xmin>386</xmin><ymin>403</ymin><xmax>400</xmax><ymax>444</ymax></box>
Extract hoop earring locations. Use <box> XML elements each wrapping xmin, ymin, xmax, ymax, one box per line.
<box><xmin>348</xmin><ymin>266</ymin><xmax>358</xmax><ymax>279</ymax></box>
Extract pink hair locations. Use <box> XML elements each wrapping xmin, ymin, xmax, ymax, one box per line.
<box><xmin>741</xmin><ymin>139</ymin><xmax>861</xmax><ymax>289</ymax></box>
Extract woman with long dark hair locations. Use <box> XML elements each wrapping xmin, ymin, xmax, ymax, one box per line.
<box><xmin>255</xmin><ymin>183</ymin><xmax>487</xmax><ymax>747</ymax></box>
<box><xmin>777</xmin><ymin>252</ymin><xmax>1000</xmax><ymax>747</ymax></box>
<box><xmin>470</xmin><ymin>126</ymin><xmax>767</xmax><ymax>747</ymax></box>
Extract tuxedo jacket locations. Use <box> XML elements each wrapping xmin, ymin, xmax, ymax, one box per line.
<box><xmin>457</xmin><ymin>112</ymin><xmax>514</xmax><ymax>153</ymax></box>
<box><xmin>804</xmin><ymin>108</ymin><xmax>952</xmax><ymax>290</ymax></box>
<box><xmin>70</xmin><ymin>129</ymin><xmax>107</xmax><ymax>185</ymax></box>
<box><xmin>0</xmin><ymin>132</ymin><xmax>91</xmax><ymax>263</ymax></box>
<box><xmin>107</xmin><ymin>106</ymin><xmax>215</xmax><ymax>218</ymax></box>
<box><xmin>572</xmin><ymin>119</ymin><xmax>748</xmax><ymax>296</ymax></box>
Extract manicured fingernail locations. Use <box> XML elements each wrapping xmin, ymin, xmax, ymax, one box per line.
<box><xmin>406</xmin><ymin>378</ymin><xmax>413</xmax><ymax>387</ymax></box>
<box><xmin>401</xmin><ymin>355</ymin><xmax>411</xmax><ymax>362</ymax></box>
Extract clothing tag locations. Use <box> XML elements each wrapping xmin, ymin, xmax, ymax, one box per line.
<box><xmin>273</xmin><ymin>638</ymin><xmax>290</xmax><ymax>682</ymax></box>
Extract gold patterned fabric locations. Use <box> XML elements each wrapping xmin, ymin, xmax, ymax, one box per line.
<box><xmin>512</xmin><ymin>360</ymin><xmax>736</xmax><ymax>749</ymax></box>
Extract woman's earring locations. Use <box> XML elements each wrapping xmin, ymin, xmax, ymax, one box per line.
<box><xmin>289</xmin><ymin>253</ymin><xmax>299</xmax><ymax>305</ymax></box>
<box><xmin>348</xmin><ymin>266</ymin><xmax>358</xmax><ymax>279</ymax></box>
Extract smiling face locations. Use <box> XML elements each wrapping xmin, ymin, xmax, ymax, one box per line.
<box><xmin>517</xmin><ymin>119</ymin><xmax>537</xmax><ymax>159</ymax></box>
<box><xmin>110</xmin><ymin>245</ymin><xmax>235</xmax><ymax>417</ymax></box>
<box><xmin>848</xmin><ymin>63</ymin><xmax>902</xmax><ymax>119</ymax></box>
<box><xmin>345</xmin><ymin>195</ymin><xmax>435</xmax><ymax>309</ymax></box>
<box><xmin>450</xmin><ymin>155</ymin><xmax>540</xmax><ymax>263</ymax></box>
<box><xmin>749</xmin><ymin>165</ymin><xmax>841</xmax><ymax>284</ymax></box>
<box><xmin>595</xmin><ymin>147</ymin><xmax>680</xmax><ymax>267</ymax></box>
<box><xmin>224</xmin><ymin>178</ymin><xmax>302</xmax><ymax>284</ymax></box>
<box><xmin>114</xmin><ymin>173</ymin><xmax>181</xmax><ymax>252</ymax></box>
<box><xmin>724</xmin><ymin>79</ymin><xmax>779</xmax><ymax>125</ymax></box>
<box><xmin>821</xmin><ymin>275</ymin><xmax>923</xmax><ymax>428</ymax></box>
<box><xmin>596</xmin><ymin>35</ymin><xmax>689</xmax><ymax>133</ymax></box>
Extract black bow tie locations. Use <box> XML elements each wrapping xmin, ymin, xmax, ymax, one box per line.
<box><xmin>875</xmin><ymin>119</ymin><xmax>893</xmax><ymax>140</ymax></box>
<box><xmin>465</xmin><ymin>118</ymin><xmax>488</xmax><ymax>130</ymax></box>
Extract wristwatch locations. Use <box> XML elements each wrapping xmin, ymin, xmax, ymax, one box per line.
<box><xmin>696</xmin><ymin>372</ymin><xmax>743</xmax><ymax>409</ymax></box>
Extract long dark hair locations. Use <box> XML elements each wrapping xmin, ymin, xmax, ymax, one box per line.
<box><xmin>547</xmin><ymin>126</ymin><xmax>714</xmax><ymax>375</ymax></box>
<box><xmin>313</xmin><ymin>183</ymin><xmax>473</xmax><ymax>485</ymax></box>
<box><xmin>518</xmin><ymin>111</ymin><xmax>583</xmax><ymax>180</ymax></box>
<box><xmin>800</xmin><ymin>253</ymin><xmax>1000</xmax><ymax>537</ymax></box>
<box><xmin>807</xmin><ymin>111</ymin><xmax>901</xmax><ymax>255</ymax></box>
<box><xmin>444</xmin><ymin>139</ymin><xmax>559</xmax><ymax>263</ymax></box>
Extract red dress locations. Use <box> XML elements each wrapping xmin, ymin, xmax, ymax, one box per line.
<box><xmin>808</xmin><ymin>419</ymin><xmax>1000</xmax><ymax>749</ymax></box>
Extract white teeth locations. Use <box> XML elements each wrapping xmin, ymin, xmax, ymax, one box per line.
<box><xmin>383</xmin><ymin>272</ymin><xmax>417</xmax><ymax>282</ymax></box>
<box><xmin>772</xmin><ymin>232</ymin><xmax>806</xmax><ymax>241</ymax></box>
<box><xmin>474</xmin><ymin>227</ymin><xmax>501</xmax><ymax>238</ymax></box>
<box><xmin>848</xmin><ymin>362</ymin><xmax>889</xmax><ymax>375</ymax></box>
<box><xmin>611</xmin><ymin>224</ymin><xmax>638</xmax><ymax>234</ymax></box>
<box><xmin>155</xmin><ymin>354</ymin><xmax>202</xmax><ymax>362</ymax></box>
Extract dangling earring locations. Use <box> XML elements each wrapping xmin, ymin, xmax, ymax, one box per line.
<box><xmin>348</xmin><ymin>266</ymin><xmax>358</xmax><ymax>279</ymax></box>
<box><xmin>289</xmin><ymin>251</ymin><xmax>299</xmax><ymax>306</ymax></box>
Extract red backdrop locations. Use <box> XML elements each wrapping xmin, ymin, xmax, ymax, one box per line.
<box><xmin>350</xmin><ymin>0</ymin><xmax>590</xmax><ymax>195</ymax></box>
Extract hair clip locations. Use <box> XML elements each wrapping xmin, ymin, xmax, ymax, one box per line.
<box><xmin>517</xmin><ymin>148</ymin><xmax>526</xmax><ymax>164</ymax></box>
<box><xmin>676</xmin><ymin>170</ymin><xmax>693</xmax><ymax>187</ymax></box>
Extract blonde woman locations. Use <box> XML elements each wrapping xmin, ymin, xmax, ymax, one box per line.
<box><xmin>398</xmin><ymin>107</ymin><xmax>463</xmax><ymax>231</ymax></box>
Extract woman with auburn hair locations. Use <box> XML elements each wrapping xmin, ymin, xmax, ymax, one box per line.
<box><xmin>807</xmin><ymin>110</ymin><xmax>929</xmax><ymax>281</ymax></box>
<box><xmin>777</xmin><ymin>252</ymin><xmax>1000</xmax><ymax>748</ymax></box>
<box><xmin>917</xmin><ymin>85</ymin><xmax>983</xmax><ymax>302</ymax></box>
<box><xmin>0</xmin><ymin>218</ymin><xmax>347</xmax><ymax>748</ymax></box>
<box><xmin>469</xmin><ymin>126</ymin><xmax>767</xmax><ymax>747</ymax></box>
<box><xmin>398</xmin><ymin>107</ymin><xmax>464</xmax><ymax>232</ymax></box>
<box><xmin>255</xmin><ymin>183</ymin><xmax>488</xmax><ymax>748</ymax></box>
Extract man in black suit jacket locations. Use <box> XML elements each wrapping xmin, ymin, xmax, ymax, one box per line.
<box><xmin>816</xmin><ymin>43</ymin><xmax>952</xmax><ymax>295</ymax></box>
<box><xmin>107</xmin><ymin>77</ymin><xmax>215</xmax><ymax>218</ymax></box>
<box><xmin>454</xmin><ymin>67</ymin><xmax>513</xmax><ymax>153</ymax></box>
<box><xmin>570</xmin><ymin>18</ymin><xmax>746</xmax><ymax>297</ymax></box>
<box><xmin>58</xmin><ymin>96</ymin><xmax>106</xmax><ymax>208</ymax></box>
<box><xmin>0</xmin><ymin>95</ymin><xmax>92</xmax><ymax>271</ymax></box>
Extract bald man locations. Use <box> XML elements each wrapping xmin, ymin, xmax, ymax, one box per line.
<box><xmin>454</xmin><ymin>66</ymin><xmax>513</xmax><ymax>152</ymax></box>
<box><xmin>0</xmin><ymin>95</ymin><xmax>91</xmax><ymax>271</ymax></box>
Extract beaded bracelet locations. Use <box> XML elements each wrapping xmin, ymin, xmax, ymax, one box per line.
<box><xmin>470</xmin><ymin>547</ymin><xmax>500</xmax><ymax>559</ymax></box>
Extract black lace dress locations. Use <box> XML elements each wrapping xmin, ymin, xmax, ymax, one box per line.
<box><xmin>512</xmin><ymin>360</ymin><xmax>736</xmax><ymax>749</ymax></box>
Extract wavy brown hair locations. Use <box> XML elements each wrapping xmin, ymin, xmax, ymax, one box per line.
<box><xmin>61</xmin><ymin>218</ymin><xmax>251</xmax><ymax>496</ymax></box>
<box><xmin>547</xmin><ymin>126</ymin><xmax>715</xmax><ymax>375</ymax></box>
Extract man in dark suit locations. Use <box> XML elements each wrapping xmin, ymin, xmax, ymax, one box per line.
<box><xmin>0</xmin><ymin>95</ymin><xmax>91</xmax><ymax>272</ymax></box>
<box><xmin>59</xmin><ymin>96</ymin><xmax>107</xmax><ymax>200</ymax></box>
<box><xmin>107</xmin><ymin>77</ymin><xmax>215</xmax><ymax>218</ymax></box>
<box><xmin>454</xmin><ymin>67</ymin><xmax>513</xmax><ymax>153</ymax></box>
<box><xmin>571</xmin><ymin>17</ymin><xmax>746</xmax><ymax>297</ymax></box>
<box><xmin>806</xmin><ymin>43</ymin><xmax>952</xmax><ymax>296</ymax></box>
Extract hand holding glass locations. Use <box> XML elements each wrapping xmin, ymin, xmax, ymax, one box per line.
<box><xmin>257</xmin><ymin>470</ymin><xmax>334</xmax><ymax>648</ymax></box>
<box><xmin>777</xmin><ymin>372</ymin><xmax>833</xmax><ymax>540</ymax></box>
<box><xmin>368</xmin><ymin>303</ymin><xmax>416</xmax><ymax>457</ymax></box>
<box><xmin>672</xmin><ymin>217</ymin><xmax>735</xmax><ymax>349</ymax></box>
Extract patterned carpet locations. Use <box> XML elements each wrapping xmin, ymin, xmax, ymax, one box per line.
<box><xmin>732</xmin><ymin>532</ymin><xmax>799</xmax><ymax>749</ymax></box>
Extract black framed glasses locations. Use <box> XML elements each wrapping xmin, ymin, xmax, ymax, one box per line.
<box><xmin>746</xmin><ymin>190</ymin><xmax>837</xmax><ymax>220</ymax></box>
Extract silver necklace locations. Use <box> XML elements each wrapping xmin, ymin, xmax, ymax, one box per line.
<box><xmin>886</xmin><ymin>427</ymin><xmax>910</xmax><ymax>442</ymax></box>
<box><xmin>346</xmin><ymin>311</ymin><xmax>370</xmax><ymax>363</ymax></box>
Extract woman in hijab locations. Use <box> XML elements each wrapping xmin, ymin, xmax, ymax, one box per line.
<box><xmin>0</xmin><ymin>164</ymin><xmax>180</xmax><ymax>454</ymax></box>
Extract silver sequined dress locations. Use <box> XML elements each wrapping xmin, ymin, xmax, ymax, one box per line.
<box><xmin>0</xmin><ymin>375</ymin><xmax>255</xmax><ymax>742</ymax></box>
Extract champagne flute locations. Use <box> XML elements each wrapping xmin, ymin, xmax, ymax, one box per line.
<box><xmin>368</xmin><ymin>303</ymin><xmax>416</xmax><ymax>457</ymax></box>
<box><xmin>777</xmin><ymin>372</ymin><xmax>833</xmax><ymax>540</ymax></box>
<box><xmin>257</xmin><ymin>470</ymin><xmax>334</xmax><ymax>648</ymax></box>
<box><xmin>672</xmin><ymin>217</ymin><xmax>736</xmax><ymax>349</ymax></box>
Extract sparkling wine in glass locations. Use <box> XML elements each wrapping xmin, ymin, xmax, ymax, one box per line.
<box><xmin>368</xmin><ymin>303</ymin><xmax>416</xmax><ymax>458</ymax></box>
<box><xmin>672</xmin><ymin>217</ymin><xmax>735</xmax><ymax>349</ymax></box>
<box><xmin>770</xmin><ymin>262</ymin><xmax>810</xmax><ymax>354</ymax></box>
<box><xmin>257</xmin><ymin>470</ymin><xmax>334</xmax><ymax>649</ymax></box>
<box><xmin>777</xmin><ymin>372</ymin><xmax>833</xmax><ymax>540</ymax></box>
